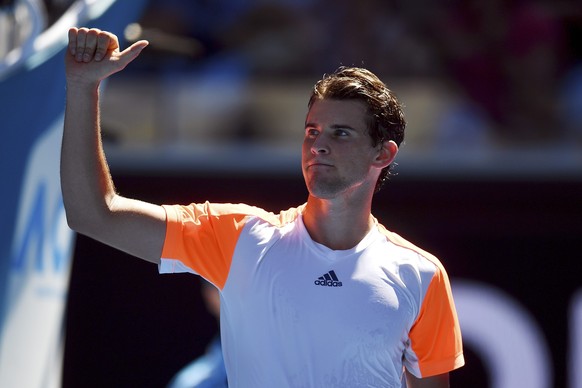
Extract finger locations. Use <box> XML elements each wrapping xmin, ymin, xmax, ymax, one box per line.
<box><xmin>68</xmin><ymin>27</ymin><xmax>78</xmax><ymax>56</ymax></box>
<box><xmin>94</xmin><ymin>31</ymin><xmax>118</xmax><ymax>61</ymax></box>
<box><xmin>75</xmin><ymin>27</ymin><xmax>88</xmax><ymax>62</ymax></box>
<box><xmin>107</xmin><ymin>31</ymin><xmax>120</xmax><ymax>52</ymax></box>
<box><xmin>82</xmin><ymin>29</ymin><xmax>100</xmax><ymax>62</ymax></box>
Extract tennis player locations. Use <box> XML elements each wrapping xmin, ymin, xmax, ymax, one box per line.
<box><xmin>62</xmin><ymin>27</ymin><xmax>464</xmax><ymax>387</ymax></box>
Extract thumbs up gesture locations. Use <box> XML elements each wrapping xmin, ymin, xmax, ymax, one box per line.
<box><xmin>65</xmin><ymin>27</ymin><xmax>148</xmax><ymax>86</ymax></box>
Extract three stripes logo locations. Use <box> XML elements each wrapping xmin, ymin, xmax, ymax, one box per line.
<box><xmin>314</xmin><ymin>270</ymin><xmax>343</xmax><ymax>287</ymax></box>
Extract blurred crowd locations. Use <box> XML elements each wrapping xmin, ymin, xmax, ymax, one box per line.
<box><xmin>0</xmin><ymin>0</ymin><xmax>72</xmax><ymax>56</ymax></box>
<box><xmin>134</xmin><ymin>0</ymin><xmax>582</xmax><ymax>146</ymax></box>
<box><xmin>2</xmin><ymin>0</ymin><xmax>582</xmax><ymax>147</ymax></box>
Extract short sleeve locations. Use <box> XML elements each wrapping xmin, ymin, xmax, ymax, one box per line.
<box><xmin>160</xmin><ymin>202</ymin><xmax>249</xmax><ymax>289</ymax></box>
<box><xmin>404</xmin><ymin>264</ymin><xmax>465</xmax><ymax>377</ymax></box>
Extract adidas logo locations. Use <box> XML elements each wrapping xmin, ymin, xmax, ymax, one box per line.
<box><xmin>314</xmin><ymin>270</ymin><xmax>343</xmax><ymax>287</ymax></box>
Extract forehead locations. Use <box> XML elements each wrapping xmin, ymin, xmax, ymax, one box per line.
<box><xmin>306</xmin><ymin>99</ymin><xmax>369</xmax><ymax>129</ymax></box>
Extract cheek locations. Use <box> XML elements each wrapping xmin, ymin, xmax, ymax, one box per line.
<box><xmin>301</xmin><ymin>139</ymin><xmax>312</xmax><ymax>156</ymax></box>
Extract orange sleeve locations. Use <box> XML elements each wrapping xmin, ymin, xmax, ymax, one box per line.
<box><xmin>161</xmin><ymin>202</ymin><xmax>248</xmax><ymax>290</ymax></box>
<box><xmin>409</xmin><ymin>263</ymin><xmax>465</xmax><ymax>377</ymax></box>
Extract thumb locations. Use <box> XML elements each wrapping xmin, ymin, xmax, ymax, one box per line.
<box><xmin>116</xmin><ymin>40</ymin><xmax>149</xmax><ymax>68</ymax></box>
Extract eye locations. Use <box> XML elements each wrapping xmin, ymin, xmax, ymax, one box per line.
<box><xmin>305</xmin><ymin>127</ymin><xmax>319</xmax><ymax>138</ymax></box>
<box><xmin>334</xmin><ymin>129</ymin><xmax>349</xmax><ymax>137</ymax></box>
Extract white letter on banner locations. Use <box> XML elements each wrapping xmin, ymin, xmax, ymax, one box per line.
<box><xmin>453</xmin><ymin>280</ymin><xmax>552</xmax><ymax>388</ymax></box>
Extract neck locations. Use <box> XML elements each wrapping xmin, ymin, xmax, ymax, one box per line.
<box><xmin>303</xmin><ymin>194</ymin><xmax>374</xmax><ymax>250</ymax></box>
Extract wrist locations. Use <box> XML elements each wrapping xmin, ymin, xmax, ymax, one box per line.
<box><xmin>65</xmin><ymin>78</ymin><xmax>101</xmax><ymax>93</ymax></box>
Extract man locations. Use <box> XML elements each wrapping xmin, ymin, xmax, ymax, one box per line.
<box><xmin>62</xmin><ymin>27</ymin><xmax>464</xmax><ymax>387</ymax></box>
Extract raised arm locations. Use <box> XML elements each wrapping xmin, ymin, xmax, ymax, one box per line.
<box><xmin>61</xmin><ymin>27</ymin><xmax>165</xmax><ymax>264</ymax></box>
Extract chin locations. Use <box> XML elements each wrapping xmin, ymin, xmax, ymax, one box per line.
<box><xmin>307</xmin><ymin>183</ymin><xmax>343</xmax><ymax>200</ymax></box>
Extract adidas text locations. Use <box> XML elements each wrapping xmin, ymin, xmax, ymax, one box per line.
<box><xmin>314</xmin><ymin>279</ymin><xmax>343</xmax><ymax>287</ymax></box>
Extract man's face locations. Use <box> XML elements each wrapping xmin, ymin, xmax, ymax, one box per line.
<box><xmin>302</xmin><ymin>99</ymin><xmax>383</xmax><ymax>200</ymax></box>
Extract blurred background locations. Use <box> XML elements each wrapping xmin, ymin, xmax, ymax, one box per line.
<box><xmin>1</xmin><ymin>0</ymin><xmax>581</xmax><ymax>387</ymax></box>
<box><xmin>83</xmin><ymin>0</ymin><xmax>582</xmax><ymax>173</ymax></box>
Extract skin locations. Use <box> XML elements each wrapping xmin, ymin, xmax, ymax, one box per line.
<box><xmin>61</xmin><ymin>27</ymin><xmax>450</xmax><ymax>387</ymax></box>
<box><xmin>62</xmin><ymin>27</ymin><xmax>165</xmax><ymax>264</ymax></box>
<box><xmin>301</xmin><ymin>98</ymin><xmax>398</xmax><ymax>250</ymax></box>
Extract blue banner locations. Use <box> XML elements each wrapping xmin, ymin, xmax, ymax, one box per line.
<box><xmin>0</xmin><ymin>1</ymin><xmax>148</xmax><ymax>386</ymax></box>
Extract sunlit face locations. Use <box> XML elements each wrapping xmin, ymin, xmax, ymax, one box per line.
<box><xmin>302</xmin><ymin>99</ymin><xmax>384</xmax><ymax>200</ymax></box>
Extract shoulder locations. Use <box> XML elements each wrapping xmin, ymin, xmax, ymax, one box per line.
<box><xmin>163</xmin><ymin>202</ymin><xmax>305</xmax><ymax>227</ymax></box>
<box><xmin>375</xmin><ymin>222</ymin><xmax>446</xmax><ymax>274</ymax></box>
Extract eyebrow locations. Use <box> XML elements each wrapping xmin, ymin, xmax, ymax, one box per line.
<box><xmin>304</xmin><ymin>122</ymin><xmax>358</xmax><ymax>132</ymax></box>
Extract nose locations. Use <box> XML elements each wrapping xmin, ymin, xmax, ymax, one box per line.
<box><xmin>310</xmin><ymin>135</ymin><xmax>329</xmax><ymax>155</ymax></box>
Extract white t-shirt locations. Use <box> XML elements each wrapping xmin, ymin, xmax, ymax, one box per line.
<box><xmin>160</xmin><ymin>202</ymin><xmax>464</xmax><ymax>387</ymax></box>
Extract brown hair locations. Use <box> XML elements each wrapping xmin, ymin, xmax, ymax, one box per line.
<box><xmin>309</xmin><ymin>66</ymin><xmax>406</xmax><ymax>192</ymax></box>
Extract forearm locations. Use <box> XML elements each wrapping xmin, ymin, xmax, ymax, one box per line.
<box><xmin>60</xmin><ymin>80</ymin><xmax>166</xmax><ymax>263</ymax></box>
<box><xmin>61</xmin><ymin>80</ymin><xmax>117</xmax><ymax>234</ymax></box>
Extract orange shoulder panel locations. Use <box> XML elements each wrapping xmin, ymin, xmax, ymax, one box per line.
<box><xmin>162</xmin><ymin>203</ymin><xmax>304</xmax><ymax>290</ymax></box>
<box><xmin>376</xmin><ymin>222</ymin><xmax>464</xmax><ymax>376</ymax></box>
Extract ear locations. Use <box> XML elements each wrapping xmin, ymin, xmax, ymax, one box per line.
<box><xmin>372</xmin><ymin>140</ymin><xmax>398</xmax><ymax>169</ymax></box>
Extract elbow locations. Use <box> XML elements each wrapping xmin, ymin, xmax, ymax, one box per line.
<box><xmin>61</xmin><ymin>190</ymin><xmax>85</xmax><ymax>233</ymax></box>
<box><xmin>62</xmin><ymin>191</ymin><xmax>115</xmax><ymax>235</ymax></box>
<box><xmin>64</xmin><ymin>207</ymin><xmax>87</xmax><ymax>235</ymax></box>
<box><xmin>62</xmin><ymin>199</ymin><xmax>98</xmax><ymax>236</ymax></box>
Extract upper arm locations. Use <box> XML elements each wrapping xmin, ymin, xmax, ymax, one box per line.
<box><xmin>70</xmin><ymin>194</ymin><xmax>167</xmax><ymax>265</ymax></box>
<box><xmin>404</xmin><ymin>262</ymin><xmax>464</xmax><ymax>376</ymax></box>
<box><xmin>405</xmin><ymin>370</ymin><xmax>449</xmax><ymax>388</ymax></box>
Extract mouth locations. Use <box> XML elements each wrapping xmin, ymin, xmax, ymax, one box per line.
<box><xmin>307</xmin><ymin>162</ymin><xmax>333</xmax><ymax>169</ymax></box>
